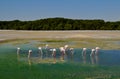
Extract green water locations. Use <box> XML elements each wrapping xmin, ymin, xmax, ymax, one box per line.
<box><xmin>0</xmin><ymin>41</ymin><xmax>120</xmax><ymax>79</ymax></box>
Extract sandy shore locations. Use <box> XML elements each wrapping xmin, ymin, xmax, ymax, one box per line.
<box><xmin>0</xmin><ymin>30</ymin><xmax>120</xmax><ymax>40</ymax></box>
<box><xmin>0</xmin><ymin>30</ymin><xmax>120</xmax><ymax>49</ymax></box>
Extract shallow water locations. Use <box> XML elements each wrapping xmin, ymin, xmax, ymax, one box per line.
<box><xmin>0</xmin><ymin>41</ymin><xmax>120</xmax><ymax>66</ymax></box>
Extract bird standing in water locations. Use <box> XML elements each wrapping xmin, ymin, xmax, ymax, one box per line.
<box><xmin>17</xmin><ymin>47</ymin><xmax>20</xmax><ymax>61</ymax></box>
<box><xmin>60</xmin><ymin>47</ymin><xmax>65</xmax><ymax>61</ymax></box>
<box><xmin>90</xmin><ymin>49</ymin><xmax>95</xmax><ymax>64</ymax></box>
<box><xmin>82</xmin><ymin>48</ymin><xmax>87</xmax><ymax>64</ymax></box>
<box><xmin>95</xmin><ymin>47</ymin><xmax>100</xmax><ymax>64</ymax></box>
<box><xmin>52</xmin><ymin>49</ymin><xmax>56</xmax><ymax>63</ymax></box>
<box><xmin>38</xmin><ymin>47</ymin><xmax>43</xmax><ymax>59</ymax></box>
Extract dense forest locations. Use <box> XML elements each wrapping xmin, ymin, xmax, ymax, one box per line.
<box><xmin>0</xmin><ymin>17</ymin><xmax>120</xmax><ymax>30</ymax></box>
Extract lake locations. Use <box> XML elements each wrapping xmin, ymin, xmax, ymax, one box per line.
<box><xmin>0</xmin><ymin>40</ymin><xmax>120</xmax><ymax>66</ymax></box>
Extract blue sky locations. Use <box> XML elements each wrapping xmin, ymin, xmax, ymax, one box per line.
<box><xmin>0</xmin><ymin>0</ymin><xmax>120</xmax><ymax>21</ymax></box>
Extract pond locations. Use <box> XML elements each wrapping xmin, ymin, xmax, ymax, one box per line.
<box><xmin>0</xmin><ymin>40</ymin><xmax>120</xmax><ymax>66</ymax></box>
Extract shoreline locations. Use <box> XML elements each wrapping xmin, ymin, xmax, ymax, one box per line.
<box><xmin>0</xmin><ymin>30</ymin><xmax>120</xmax><ymax>49</ymax></box>
<box><xmin>0</xmin><ymin>30</ymin><xmax>120</xmax><ymax>39</ymax></box>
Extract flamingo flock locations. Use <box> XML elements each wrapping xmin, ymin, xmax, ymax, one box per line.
<box><xmin>17</xmin><ymin>44</ymin><xmax>100</xmax><ymax>64</ymax></box>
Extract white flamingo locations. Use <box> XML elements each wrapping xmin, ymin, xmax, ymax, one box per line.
<box><xmin>52</xmin><ymin>48</ymin><xmax>56</xmax><ymax>63</ymax></box>
<box><xmin>60</xmin><ymin>47</ymin><xmax>65</xmax><ymax>60</ymax></box>
<box><xmin>17</xmin><ymin>47</ymin><xmax>20</xmax><ymax>55</ymax></box>
<box><xmin>82</xmin><ymin>48</ymin><xmax>87</xmax><ymax>57</ymax></box>
<box><xmin>64</xmin><ymin>45</ymin><xmax>69</xmax><ymax>57</ymax></box>
<box><xmin>38</xmin><ymin>47</ymin><xmax>43</xmax><ymax>59</ymax></box>
<box><xmin>95</xmin><ymin>47</ymin><xmax>100</xmax><ymax>64</ymax></box>
<box><xmin>17</xmin><ymin>47</ymin><xmax>20</xmax><ymax>60</ymax></box>
<box><xmin>82</xmin><ymin>48</ymin><xmax>87</xmax><ymax>64</ymax></box>
<box><xmin>45</xmin><ymin>44</ymin><xmax>49</xmax><ymax>58</ymax></box>
<box><xmin>27</xmin><ymin>50</ymin><xmax>32</xmax><ymax>66</ymax></box>
<box><xmin>95</xmin><ymin>47</ymin><xmax>100</xmax><ymax>56</ymax></box>
<box><xmin>90</xmin><ymin>49</ymin><xmax>95</xmax><ymax>64</ymax></box>
<box><xmin>28</xmin><ymin>50</ymin><xmax>32</xmax><ymax>59</ymax></box>
<box><xmin>70</xmin><ymin>48</ymin><xmax>74</xmax><ymax>60</ymax></box>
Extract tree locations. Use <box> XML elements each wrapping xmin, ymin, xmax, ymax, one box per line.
<box><xmin>0</xmin><ymin>17</ymin><xmax>120</xmax><ymax>30</ymax></box>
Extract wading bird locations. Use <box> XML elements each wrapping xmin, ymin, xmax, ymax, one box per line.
<box><xmin>17</xmin><ymin>47</ymin><xmax>20</xmax><ymax>60</ymax></box>
<box><xmin>64</xmin><ymin>45</ymin><xmax>69</xmax><ymax>54</ymax></box>
<box><xmin>28</xmin><ymin>50</ymin><xmax>32</xmax><ymax>65</ymax></box>
<box><xmin>45</xmin><ymin>44</ymin><xmax>49</xmax><ymax>58</ymax></box>
<box><xmin>28</xmin><ymin>50</ymin><xmax>32</xmax><ymax>59</ymax></box>
<box><xmin>95</xmin><ymin>47</ymin><xmax>100</xmax><ymax>64</ymax></box>
<box><xmin>82</xmin><ymin>48</ymin><xmax>87</xmax><ymax>64</ymax></box>
<box><xmin>52</xmin><ymin>49</ymin><xmax>56</xmax><ymax>63</ymax></box>
<box><xmin>70</xmin><ymin>48</ymin><xmax>74</xmax><ymax>61</ymax></box>
<box><xmin>60</xmin><ymin>47</ymin><xmax>65</xmax><ymax>61</ymax></box>
<box><xmin>90</xmin><ymin>49</ymin><xmax>95</xmax><ymax>64</ymax></box>
<box><xmin>38</xmin><ymin>47</ymin><xmax>43</xmax><ymax>59</ymax></box>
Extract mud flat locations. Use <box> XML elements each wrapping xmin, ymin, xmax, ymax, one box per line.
<box><xmin>0</xmin><ymin>30</ymin><xmax>120</xmax><ymax>49</ymax></box>
<box><xmin>0</xmin><ymin>30</ymin><xmax>120</xmax><ymax>39</ymax></box>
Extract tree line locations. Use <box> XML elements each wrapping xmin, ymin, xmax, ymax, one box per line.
<box><xmin>0</xmin><ymin>17</ymin><xmax>120</xmax><ymax>30</ymax></box>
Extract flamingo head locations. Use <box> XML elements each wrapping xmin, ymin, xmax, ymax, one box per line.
<box><xmin>92</xmin><ymin>49</ymin><xmax>95</xmax><ymax>52</ymax></box>
<box><xmin>17</xmin><ymin>47</ymin><xmax>20</xmax><ymax>50</ymax></box>
<box><xmin>83</xmin><ymin>48</ymin><xmax>87</xmax><ymax>51</ymax></box>
<box><xmin>38</xmin><ymin>47</ymin><xmax>42</xmax><ymax>50</ymax></box>
<box><xmin>53</xmin><ymin>49</ymin><xmax>56</xmax><ymax>52</ymax></box>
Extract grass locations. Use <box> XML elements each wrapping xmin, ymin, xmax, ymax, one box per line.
<box><xmin>0</xmin><ymin>39</ymin><xmax>30</xmax><ymax>45</ymax></box>
<box><xmin>43</xmin><ymin>39</ymin><xmax>67</xmax><ymax>42</ymax></box>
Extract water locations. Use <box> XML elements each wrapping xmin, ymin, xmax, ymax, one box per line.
<box><xmin>0</xmin><ymin>41</ymin><xmax>120</xmax><ymax>66</ymax></box>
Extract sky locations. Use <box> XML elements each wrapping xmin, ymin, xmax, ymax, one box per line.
<box><xmin>0</xmin><ymin>0</ymin><xmax>120</xmax><ymax>21</ymax></box>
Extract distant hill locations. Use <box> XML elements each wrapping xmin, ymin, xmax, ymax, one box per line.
<box><xmin>0</xmin><ymin>17</ymin><xmax>120</xmax><ymax>30</ymax></box>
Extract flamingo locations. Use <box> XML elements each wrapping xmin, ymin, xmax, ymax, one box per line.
<box><xmin>17</xmin><ymin>47</ymin><xmax>20</xmax><ymax>60</ymax></box>
<box><xmin>82</xmin><ymin>48</ymin><xmax>87</xmax><ymax>56</ymax></box>
<box><xmin>17</xmin><ymin>47</ymin><xmax>20</xmax><ymax>55</ymax></box>
<box><xmin>95</xmin><ymin>47</ymin><xmax>100</xmax><ymax>56</ymax></box>
<box><xmin>90</xmin><ymin>49</ymin><xmax>95</xmax><ymax>64</ymax></box>
<box><xmin>27</xmin><ymin>50</ymin><xmax>32</xmax><ymax>66</ymax></box>
<box><xmin>95</xmin><ymin>47</ymin><xmax>100</xmax><ymax>64</ymax></box>
<box><xmin>45</xmin><ymin>44</ymin><xmax>49</xmax><ymax>58</ymax></box>
<box><xmin>60</xmin><ymin>47</ymin><xmax>65</xmax><ymax>60</ymax></box>
<box><xmin>82</xmin><ymin>48</ymin><xmax>87</xmax><ymax>64</ymax></box>
<box><xmin>28</xmin><ymin>50</ymin><xmax>32</xmax><ymax>59</ymax></box>
<box><xmin>52</xmin><ymin>49</ymin><xmax>56</xmax><ymax>63</ymax></box>
<box><xmin>70</xmin><ymin>48</ymin><xmax>74</xmax><ymax>60</ymax></box>
<box><xmin>38</xmin><ymin>47</ymin><xmax>43</xmax><ymax>59</ymax></box>
<box><xmin>64</xmin><ymin>45</ymin><xmax>69</xmax><ymax>58</ymax></box>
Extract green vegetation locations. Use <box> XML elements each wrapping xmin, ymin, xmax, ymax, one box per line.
<box><xmin>0</xmin><ymin>53</ymin><xmax>120</xmax><ymax>79</ymax></box>
<box><xmin>0</xmin><ymin>39</ymin><xmax>29</xmax><ymax>45</ymax></box>
<box><xmin>0</xmin><ymin>17</ymin><xmax>120</xmax><ymax>30</ymax></box>
<box><xmin>44</xmin><ymin>39</ymin><xmax>67</xmax><ymax>43</ymax></box>
<box><xmin>0</xmin><ymin>38</ymin><xmax>120</xmax><ymax>49</ymax></box>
